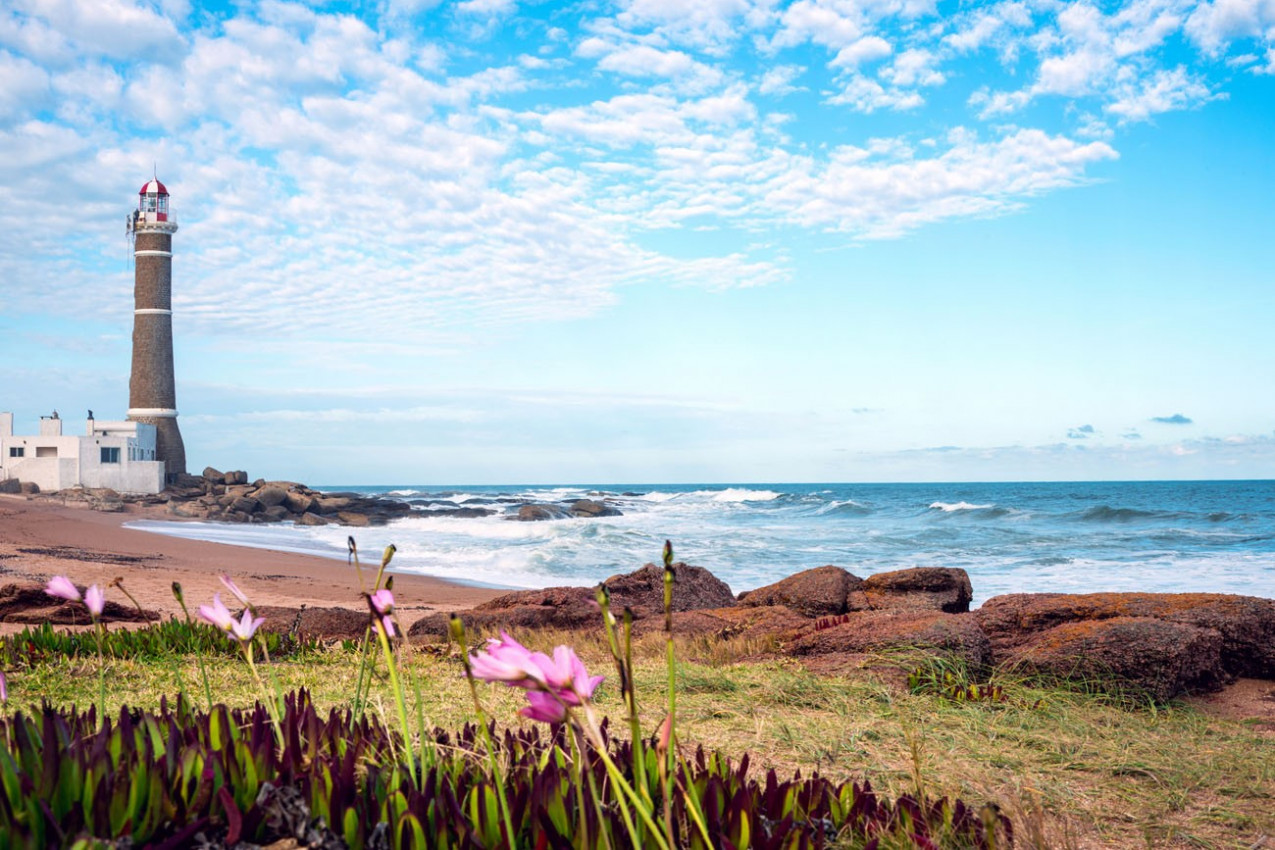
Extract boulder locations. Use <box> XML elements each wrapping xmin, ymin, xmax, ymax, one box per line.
<box><xmin>636</xmin><ymin>604</ymin><xmax>811</xmax><ymax>640</ymax></box>
<box><xmin>256</xmin><ymin>605</ymin><xmax>369</xmax><ymax>641</ymax></box>
<box><xmin>172</xmin><ymin>473</ymin><xmax>208</xmax><ymax>489</ymax></box>
<box><xmin>313</xmin><ymin>496</ymin><xmax>352</xmax><ymax>515</ymax></box>
<box><xmin>740</xmin><ymin>566</ymin><xmax>866</xmax><ymax>618</ymax></box>
<box><xmin>261</xmin><ymin>505</ymin><xmax>291</xmax><ymax>522</ymax></box>
<box><xmin>410</xmin><ymin>586</ymin><xmax>600</xmax><ymax>639</ymax></box>
<box><xmin>0</xmin><ymin>582</ymin><xmax>159</xmax><ymax>625</ymax></box>
<box><xmin>977</xmin><ymin>592</ymin><xmax>1275</xmax><ymax>680</ymax></box>
<box><xmin>202</xmin><ymin>466</ymin><xmax>224</xmax><ymax>482</ymax></box>
<box><xmin>230</xmin><ymin>496</ymin><xmax>261</xmax><ymax>515</ymax></box>
<box><xmin>510</xmin><ymin>504</ymin><xmax>571</xmax><ymax>522</ymax></box>
<box><xmin>1005</xmin><ymin>617</ymin><xmax>1226</xmax><ymax>702</ymax></box>
<box><xmin>169</xmin><ymin>501</ymin><xmax>212</xmax><ymax>519</ymax></box>
<box><xmin>568</xmin><ymin>499</ymin><xmax>622</xmax><ymax>518</ymax></box>
<box><xmin>861</xmin><ymin>567</ymin><xmax>973</xmax><ymax>614</ymax></box>
<box><xmin>0</xmin><ymin>479</ymin><xmax>21</xmax><ymax>494</ymax></box>
<box><xmin>284</xmin><ymin>491</ymin><xmax>315</xmax><ymax>514</ymax></box>
<box><xmin>604</xmin><ymin>563</ymin><xmax>737</xmax><ymax>613</ymax></box>
<box><xmin>295</xmin><ymin>512</ymin><xmax>330</xmax><ymax>527</ymax></box>
<box><xmin>223</xmin><ymin>470</ymin><xmax>248</xmax><ymax>485</ymax></box>
<box><xmin>336</xmin><ymin>511</ymin><xmax>374</xmax><ymax>527</ymax></box>
<box><xmin>788</xmin><ymin>610</ymin><xmax>992</xmax><ymax>673</ymax></box>
<box><xmin>255</xmin><ymin>486</ymin><xmax>289</xmax><ymax>508</ymax></box>
<box><xmin>18</xmin><ymin>482</ymin><xmax>39</xmax><ymax>495</ymax></box>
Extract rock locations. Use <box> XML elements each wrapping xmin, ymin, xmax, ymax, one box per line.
<box><xmin>284</xmin><ymin>491</ymin><xmax>315</xmax><ymax>514</ymax></box>
<box><xmin>977</xmin><ymin>592</ymin><xmax>1275</xmax><ymax>681</ymax></box>
<box><xmin>262</xmin><ymin>505</ymin><xmax>291</xmax><ymax>522</ymax></box>
<box><xmin>295</xmin><ymin>512</ymin><xmax>329</xmax><ymax>527</ymax></box>
<box><xmin>18</xmin><ymin>482</ymin><xmax>39</xmax><ymax>495</ymax></box>
<box><xmin>255</xmin><ymin>486</ymin><xmax>289</xmax><ymax>508</ymax></box>
<box><xmin>0</xmin><ymin>479</ymin><xmax>20</xmax><ymax>494</ymax></box>
<box><xmin>429</xmin><ymin>507</ymin><xmax>495</xmax><ymax>518</ymax></box>
<box><xmin>510</xmin><ymin>504</ymin><xmax>571</xmax><ymax>522</ymax></box>
<box><xmin>740</xmin><ymin>566</ymin><xmax>866</xmax><ymax>618</ymax></box>
<box><xmin>257</xmin><ymin>605</ymin><xmax>369</xmax><ymax>641</ymax></box>
<box><xmin>605</xmin><ymin>563</ymin><xmax>737</xmax><ymax>613</ymax></box>
<box><xmin>172</xmin><ymin>473</ymin><xmax>207</xmax><ymax>489</ymax></box>
<box><xmin>169</xmin><ymin>501</ymin><xmax>211</xmax><ymax>518</ymax></box>
<box><xmin>788</xmin><ymin>611</ymin><xmax>992</xmax><ymax>673</ymax></box>
<box><xmin>568</xmin><ymin>499</ymin><xmax>622</xmax><ymax>518</ymax></box>
<box><xmin>637</xmin><ymin>605</ymin><xmax>811</xmax><ymax>640</ymax></box>
<box><xmin>1006</xmin><ymin>617</ymin><xmax>1226</xmax><ymax>702</ymax></box>
<box><xmin>0</xmin><ymin>582</ymin><xmax>159</xmax><ymax>625</ymax></box>
<box><xmin>861</xmin><ymin>567</ymin><xmax>973</xmax><ymax>614</ymax></box>
<box><xmin>230</xmin><ymin>496</ymin><xmax>261</xmax><ymax>514</ymax></box>
<box><xmin>313</xmin><ymin>496</ymin><xmax>352</xmax><ymax>515</ymax></box>
<box><xmin>223</xmin><ymin>470</ymin><xmax>248</xmax><ymax>485</ymax></box>
<box><xmin>202</xmin><ymin>466</ymin><xmax>224</xmax><ymax>482</ymax></box>
<box><xmin>410</xmin><ymin>586</ymin><xmax>600</xmax><ymax>639</ymax></box>
<box><xmin>336</xmin><ymin>511</ymin><xmax>374</xmax><ymax>527</ymax></box>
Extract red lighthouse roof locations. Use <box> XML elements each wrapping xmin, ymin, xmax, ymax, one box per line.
<box><xmin>139</xmin><ymin>178</ymin><xmax>168</xmax><ymax>195</ymax></box>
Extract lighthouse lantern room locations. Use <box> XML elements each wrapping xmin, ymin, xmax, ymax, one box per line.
<box><xmin>134</xmin><ymin>178</ymin><xmax>172</xmax><ymax>225</ymax></box>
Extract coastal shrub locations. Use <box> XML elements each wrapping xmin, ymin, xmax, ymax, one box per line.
<box><xmin>0</xmin><ymin>620</ymin><xmax>323</xmax><ymax>667</ymax></box>
<box><xmin>0</xmin><ymin>688</ymin><xmax>1011</xmax><ymax>849</ymax></box>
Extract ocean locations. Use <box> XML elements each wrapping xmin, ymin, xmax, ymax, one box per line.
<box><xmin>128</xmin><ymin>480</ymin><xmax>1275</xmax><ymax>606</ymax></box>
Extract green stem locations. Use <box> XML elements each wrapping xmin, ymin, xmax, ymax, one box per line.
<box><xmin>93</xmin><ymin>619</ymin><xmax>106</xmax><ymax>722</ymax></box>
<box><xmin>243</xmin><ymin>644</ymin><xmax>284</xmax><ymax>747</ymax></box>
<box><xmin>175</xmin><ymin>598</ymin><xmax>214</xmax><ymax>709</ymax></box>
<box><xmin>571</xmin><ymin>724</ymin><xmax>612</xmax><ymax>850</ymax></box>
<box><xmin>373</xmin><ymin>622</ymin><xmax>418</xmax><ymax>789</ymax></box>
<box><xmin>579</xmin><ymin>706</ymin><xmax>670</xmax><ymax>850</ymax></box>
<box><xmin>454</xmin><ymin>620</ymin><xmax>516</xmax><ymax>847</ymax></box>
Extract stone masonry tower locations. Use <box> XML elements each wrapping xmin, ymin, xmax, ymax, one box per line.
<box><xmin>126</xmin><ymin>177</ymin><xmax>186</xmax><ymax>478</ymax></box>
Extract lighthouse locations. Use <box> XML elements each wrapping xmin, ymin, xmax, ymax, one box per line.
<box><xmin>126</xmin><ymin>177</ymin><xmax>186</xmax><ymax>478</ymax></box>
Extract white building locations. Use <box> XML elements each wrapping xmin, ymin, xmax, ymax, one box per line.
<box><xmin>0</xmin><ymin>411</ymin><xmax>165</xmax><ymax>494</ymax></box>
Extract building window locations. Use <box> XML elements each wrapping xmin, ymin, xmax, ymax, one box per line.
<box><xmin>35</xmin><ymin>446</ymin><xmax>57</xmax><ymax>458</ymax></box>
<box><xmin>101</xmin><ymin>447</ymin><xmax>120</xmax><ymax>464</ymax></box>
<box><xmin>8</xmin><ymin>447</ymin><xmax>22</xmax><ymax>458</ymax></box>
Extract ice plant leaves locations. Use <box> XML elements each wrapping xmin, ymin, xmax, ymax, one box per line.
<box><xmin>0</xmin><ymin>690</ymin><xmax>1010</xmax><ymax>848</ymax></box>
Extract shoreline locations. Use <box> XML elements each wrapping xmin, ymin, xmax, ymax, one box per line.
<box><xmin>0</xmin><ymin>495</ymin><xmax>502</xmax><ymax>635</ymax></box>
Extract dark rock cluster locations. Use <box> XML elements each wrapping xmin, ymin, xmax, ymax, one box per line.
<box><xmin>157</xmin><ymin>467</ymin><xmax>412</xmax><ymax>527</ymax></box>
<box><xmin>408</xmin><ymin>562</ymin><xmax>1275</xmax><ymax>702</ymax></box>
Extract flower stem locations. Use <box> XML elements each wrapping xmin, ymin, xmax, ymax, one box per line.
<box><xmin>453</xmin><ymin>617</ymin><xmax>516</xmax><ymax>847</ymax></box>
<box><xmin>373</xmin><ymin>620</ymin><xmax>418</xmax><ymax>789</ymax></box>
<box><xmin>243</xmin><ymin>643</ymin><xmax>284</xmax><ymax>746</ymax></box>
<box><xmin>92</xmin><ymin>618</ymin><xmax>106</xmax><ymax>720</ymax></box>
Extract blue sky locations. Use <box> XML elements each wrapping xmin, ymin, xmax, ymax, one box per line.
<box><xmin>1</xmin><ymin>0</ymin><xmax>1273</xmax><ymax>484</ymax></box>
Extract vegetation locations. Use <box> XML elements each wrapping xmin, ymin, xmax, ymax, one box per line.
<box><xmin>0</xmin><ymin>552</ymin><xmax>1271</xmax><ymax>848</ymax></box>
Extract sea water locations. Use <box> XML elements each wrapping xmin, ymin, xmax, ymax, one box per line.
<box><xmin>128</xmin><ymin>480</ymin><xmax>1275</xmax><ymax>606</ymax></box>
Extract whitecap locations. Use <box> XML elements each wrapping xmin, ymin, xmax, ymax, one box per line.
<box><xmin>929</xmin><ymin>501</ymin><xmax>995</xmax><ymax>512</ymax></box>
<box><xmin>711</xmin><ymin>488</ymin><xmax>783</xmax><ymax>502</ymax></box>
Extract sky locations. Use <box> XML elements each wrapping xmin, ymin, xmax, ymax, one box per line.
<box><xmin>1</xmin><ymin>0</ymin><xmax>1273</xmax><ymax>485</ymax></box>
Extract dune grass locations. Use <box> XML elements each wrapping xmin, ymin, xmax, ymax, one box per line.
<box><xmin>4</xmin><ymin>626</ymin><xmax>1271</xmax><ymax>849</ymax></box>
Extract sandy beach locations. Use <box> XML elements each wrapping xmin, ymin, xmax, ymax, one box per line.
<box><xmin>0</xmin><ymin>495</ymin><xmax>501</xmax><ymax>635</ymax></box>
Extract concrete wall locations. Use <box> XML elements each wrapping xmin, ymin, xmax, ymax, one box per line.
<box><xmin>0</xmin><ymin>413</ymin><xmax>165</xmax><ymax>494</ymax></box>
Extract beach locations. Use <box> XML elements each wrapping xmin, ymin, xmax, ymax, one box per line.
<box><xmin>0</xmin><ymin>495</ymin><xmax>501</xmax><ymax>635</ymax></box>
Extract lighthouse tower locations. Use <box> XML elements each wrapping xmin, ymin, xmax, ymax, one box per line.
<box><xmin>126</xmin><ymin>177</ymin><xmax>186</xmax><ymax>478</ymax></box>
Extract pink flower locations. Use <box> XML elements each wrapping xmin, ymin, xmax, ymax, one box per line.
<box><xmin>369</xmin><ymin>588</ymin><xmax>396</xmax><ymax>637</ymax></box>
<box><xmin>542</xmin><ymin>645</ymin><xmax>604</xmax><ymax>704</ymax></box>
<box><xmin>519</xmin><ymin>690</ymin><xmax>568</xmax><ymax>724</ymax></box>
<box><xmin>219</xmin><ymin>574</ymin><xmax>251</xmax><ymax>608</ymax></box>
<box><xmin>228</xmin><ymin>609</ymin><xmax>265</xmax><ymax>642</ymax></box>
<box><xmin>0</xmin><ymin>671</ymin><xmax>8</xmax><ymax>704</ymax></box>
<box><xmin>197</xmin><ymin>593</ymin><xmax>236</xmax><ymax>631</ymax></box>
<box><xmin>45</xmin><ymin>575</ymin><xmax>81</xmax><ymax>602</ymax></box>
<box><xmin>84</xmin><ymin>585</ymin><xmax>105</xmax><ymax>618</ymax></box>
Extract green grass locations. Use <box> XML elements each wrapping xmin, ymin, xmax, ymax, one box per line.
<box><xmin>4</xmin><ymin>629</ymin><xmax>1272</xmax><ymax>848</ymax></box>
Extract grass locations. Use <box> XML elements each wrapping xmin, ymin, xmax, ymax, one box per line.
<box><xmin>4</xmin><ymin>628</ymin><xmax>1273</xmax><ymax>849</ymax></box>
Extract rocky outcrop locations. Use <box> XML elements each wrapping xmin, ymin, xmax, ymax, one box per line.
<box><xmin>504</xmin><ymin>499</ymin><xmax>624</xmax><ymax>521</ymax></box>
<box><xmin>739</xmin><ymin>566</ymin><xmax>867</xmax><ymax>618</ymax></box>
<box><xmin>511</xmin><ymin>504</ymin><xmax>571</xmax><ymax>522</ymax></box>
<box><xmin>861</xmin><ymin>568</ymin><xmax>973</xmax><ymax>614</ymax></box>
<box><xmin>409</xmin><ymin>562</ymin><xmax>738</xmax><ymax>639</ymax></box>
<box><xmin>0</xmin><ymin>479</ymin><xmax>22</xmax><ymax>494</ymax></box>
<box><xmin>637</xmin><ymin>604</ymin><xmax>811</xmax><ymax>640</ymax></box>
<box><xmin>1004</xmin><ymin>617</ymin><xmax>1226</xmax><ymax>702</ymax></box>
<box><xmin>788</xmin><ymin>611</ymin><xmax>993</xmax><ymax>673</ymax></box>
<box><xmin>977</xmin><ymin>592</ymin><xmax>1275</xmax><ymax>681</ymax></box>
<box><xmin>568</xmin><ymin>499</ymin><xmax>622</xmax><ymax>518</ymax></box>
<box><xmin>0</xmin><ymin>582</ymin><xmax>159</xmax><ymax>625</ymax></box>
<box><xmin>256</xmin><ymin>605</ymin><xmax>370</xmax><ymax>641</ymax></box>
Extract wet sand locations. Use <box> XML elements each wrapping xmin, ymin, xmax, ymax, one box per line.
<box><xmin>0</xmin><ymin>495</ymin><xmax>501</xmax><ymax>634</ymax></box>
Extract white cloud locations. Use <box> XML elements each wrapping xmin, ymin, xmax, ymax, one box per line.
<box><xmin>1106</xmin><ymin>65</ymin><xmax>1219</xmax><ymax>121</ymax></box>
<box><xmin>9</xmin><ymin>0</ymin><xmax>183</xmax><ymax>62</ymax></box>
<box><xmin>1185</xmin><ymin>0</ymin><xmax>1275</xmax><ymax>52</ymax></box>
<box><xmin>829</xmin><ymin>35</ymin><xmax>892</xmax><ymax>68</ymax></box>
<box><xmin>757</xmin><ymin>63</ymin><xmax>805</xmax><ymax>94</ymax></box>
<box><xmin>827</xmin><ymin>75</ymin><xmax>924</xmax><ymax>111</ymax></box>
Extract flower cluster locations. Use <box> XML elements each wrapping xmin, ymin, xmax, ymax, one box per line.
<box><xmin>196</xmin><ymin>577</ymin><xmax>263</xmax><ymax>643</ymax></box>
<box><xmin>367</xmin><ymin>588</ymin><xmax>396</xmax><ymax>637</ymax></box>
<box><xmin>45</xmin><ymin>576</ymin><xmax>104</xmax><ymax>617</ymax></box>
<box><xmin>469</xmin><ymin>632</ymin><xmax>603</xmax><ymax>723</ymax></box>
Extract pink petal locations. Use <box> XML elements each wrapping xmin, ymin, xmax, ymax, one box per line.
<box><xmin>84</xmin><ymin>585</ymin><xmax>105</xmax><ymax>617</ymax></box>
<box><xmin>519</xmin><ymin>691</ymin><xmax>568</xmax><ymax>724</ymax></box>
<box><xmin>45</xmin><ymin>576</ymin><xmax>81</xmax><ymax>602</ymax></box>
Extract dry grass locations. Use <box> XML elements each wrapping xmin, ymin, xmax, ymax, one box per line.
<box><xmin>5</xmin><ymin>631</ymin><xmax>1273</xmax><ymax>849</ymax></box>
